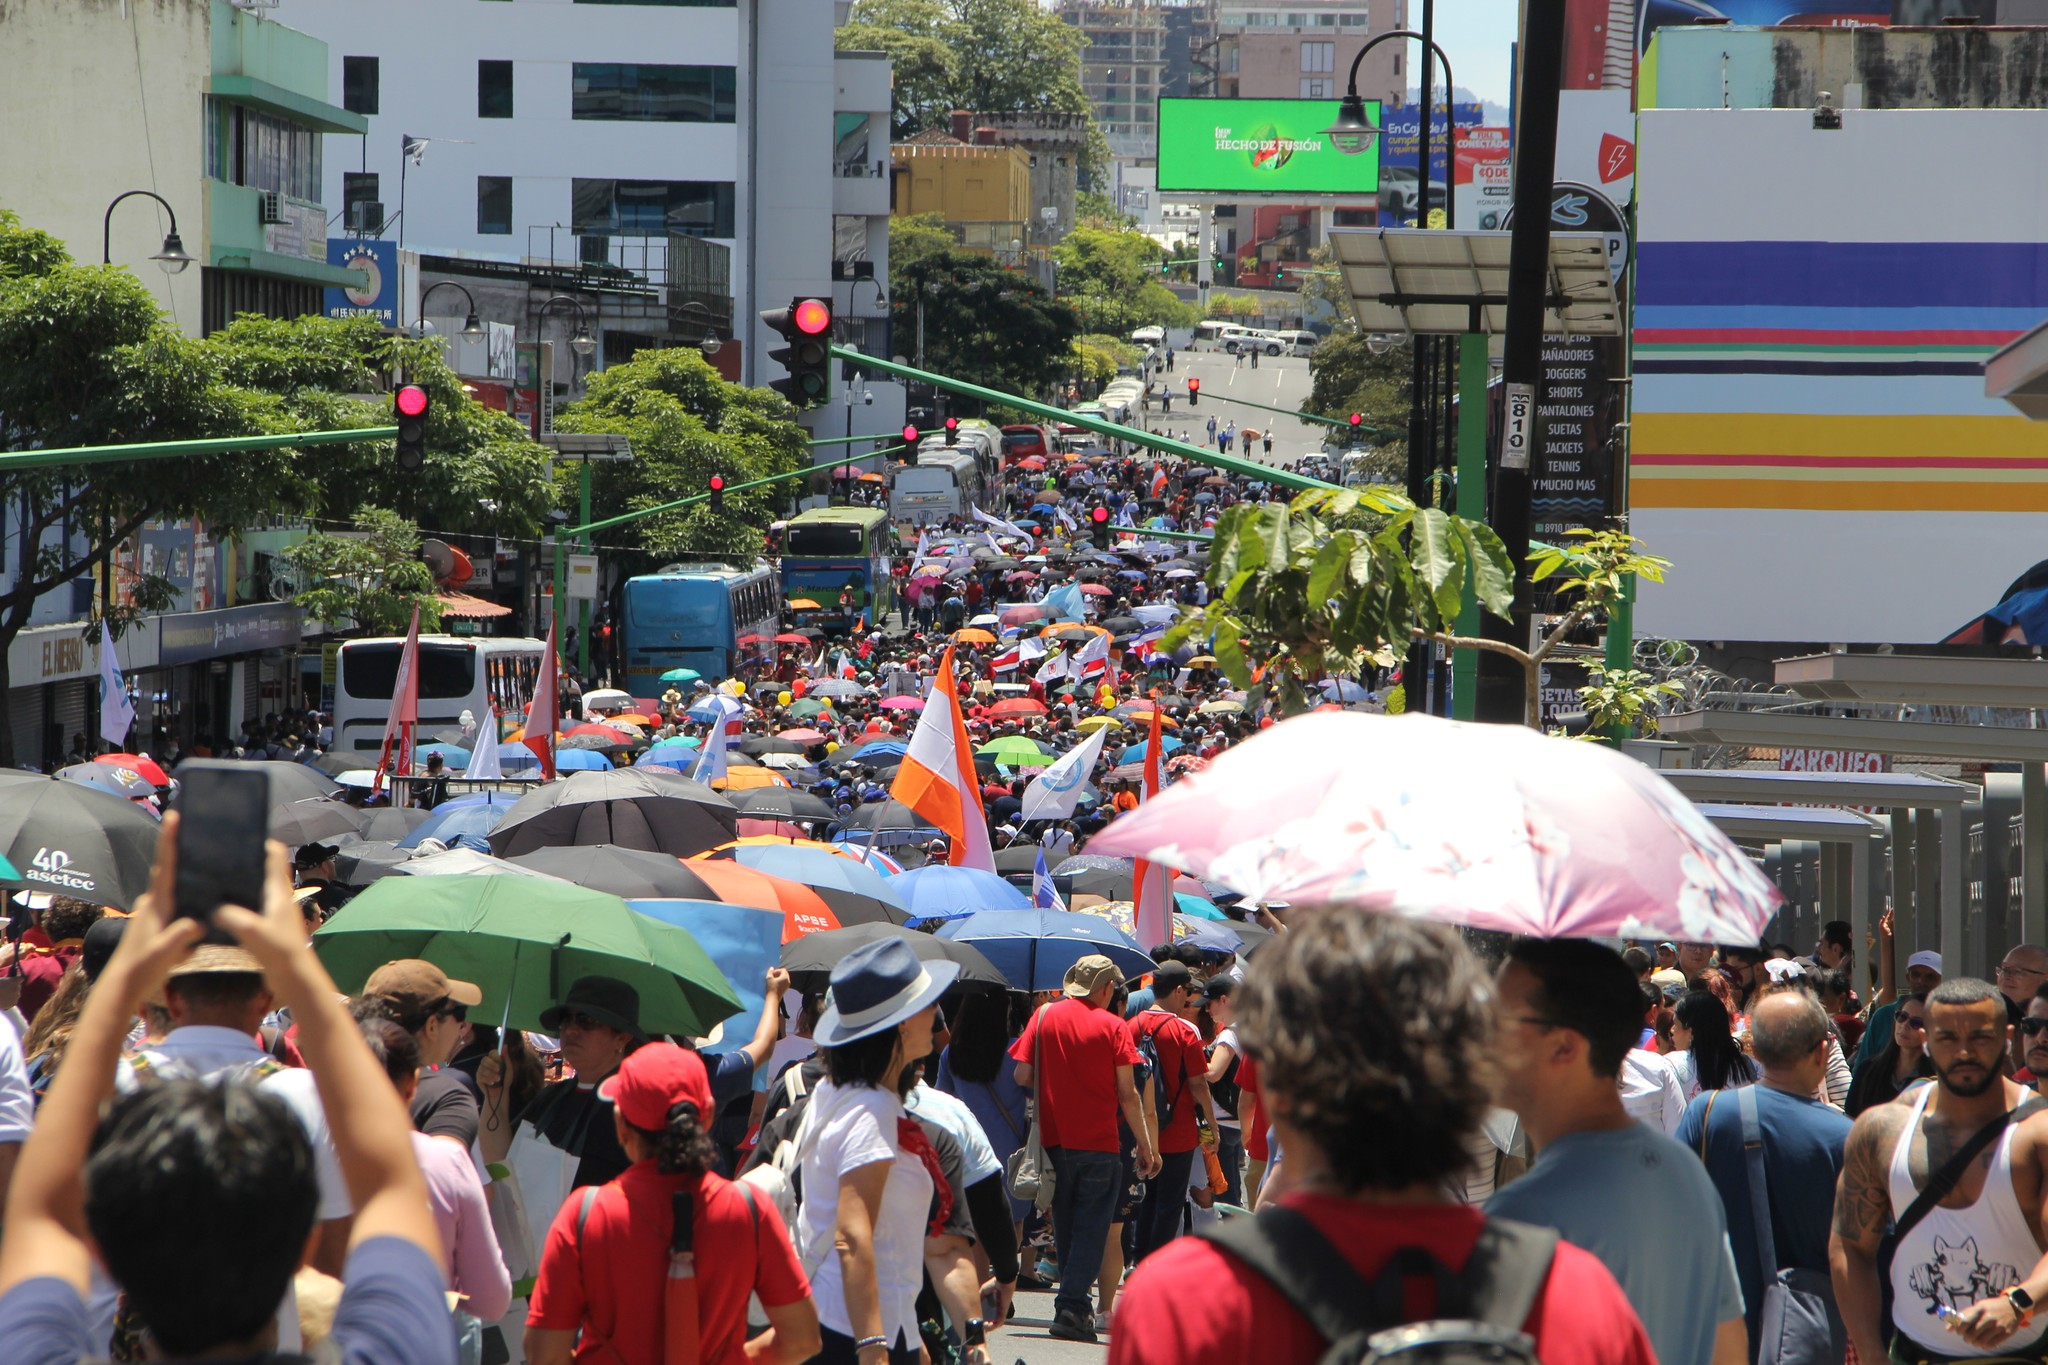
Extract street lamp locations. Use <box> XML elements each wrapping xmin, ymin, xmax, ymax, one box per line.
<box><xmin>417</xmin><ymin>281</ymin><xmax>485</xmax><ymax>339</ymax></box>
<box><xmin>1323</xmin><ymin>94</ymin><xmax>1380</xmax><ymax>156</ymax></box>
<box><xmin>102</xmin><ymin>190</ymin><xmax>193</xmax><ymax>275</ymax></box>
<box><xmin>676</xmin><ymin>299</ymin><xmax>726</xmax><ymax>356</ymax></box>
<box><xmin>537</xmin><ymin>294</ymin><xmax>598</xmax><ymax>356</ymax></box>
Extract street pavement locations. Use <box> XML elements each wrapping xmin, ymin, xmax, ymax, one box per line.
<box><xmin>991</xmin><ymin>1284</ymin><xmax>1113</xmax><ymax>1363</ymax></box>
<box><xmin>1136</xmin><ymin>348</ymin><xmax>1332</xmax><ymax>471</ymax></box>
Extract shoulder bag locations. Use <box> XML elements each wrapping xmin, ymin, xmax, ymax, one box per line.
<box><xmin>1004</xmin><ymin>1016</ymin><xmax>1055</xmax><ymax>1211</ymax></box>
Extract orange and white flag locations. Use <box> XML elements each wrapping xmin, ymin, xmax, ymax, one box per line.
<box><xmin>1130</xmin><ymin>706</ymin><xmax>1173</xmax><ymax>950</ymax></box>
<box><xmin>890</xmin><ymin>645</ymin><xmax>996</xmax><ymax>872</ymax></box>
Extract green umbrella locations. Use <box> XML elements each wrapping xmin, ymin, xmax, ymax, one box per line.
<box><xmin>660</xmin><ymin>668</ymin><xmax>703</xmax><ymax>684</ymax></box>
<box><xmin>311</xmin><ymin>875</ymin><xmax>741</xmax><ymax>1037</ymax></box>
<box><xmin>785</xmin><ymin>698</ymin><xmax>833</xmax><ymax>720</ymax></box>
<box><xmin>976</xmin><ymin>736</ymin><xmax>1053</xmax><ymax>765</ymax></box>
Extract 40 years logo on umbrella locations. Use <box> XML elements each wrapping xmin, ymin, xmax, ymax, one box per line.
<box><xmin>30</xmin><ymin>847</ymin><xmax>95</xmax><ymax>893</ymax></box>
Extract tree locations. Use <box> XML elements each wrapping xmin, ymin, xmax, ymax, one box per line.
<box><xmin>551</xmin><ymin>347</ymin><xmax>810</xmax><ymax>567</ymax></box>
<box><xmin>838</xmin><ymin>0</ymin><xmax>1105</xmax><ymax>181</ymax></box>
<box><xmin>1053</xmin><ymin>225</ymin><xmax>1200</xmax><ymax>336</ymax></box>
<box><xmin>1306</xmin><ymin>329</ymin><xmax>1409</xmax><ymax>483</ymax></box>
<box><xmin>892</xmin><ymin>248</ymin><xmax>1080</xmax><ymax>398</ymax></box>
<box><xmin>0</xmin><ymin>209</ymin><xmax>553</xmax><ymax>763</ymax></box>
<box><xmin>1069</xmin><ymin>333</ymin><xmax>1142</xmax><ymax>389</ymax></box>
<box><xmin>888</xmin><ymin>213</ymin><xmax>958</xmax><ymax>272</ymax></box>
<box><xmin>280</xmin><ymin>506</ymin><xmax>443</xmax><ymax>635</ymax></box>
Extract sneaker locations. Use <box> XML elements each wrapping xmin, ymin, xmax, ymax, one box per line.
<box><xmin>1048</xmin><ymin>1309</ymin><xmax>1099</xmax><ymax>1343</ymax></box>
<box><xmin>1094</xmin><ymin>1311</ymin><xmax>1112</xmax><ymax>1334</ymax></box>
<box><xmin>1035</xmin><ymin>1257</ymin><xmax>1059</xmax><ymax>1284</ymax></box>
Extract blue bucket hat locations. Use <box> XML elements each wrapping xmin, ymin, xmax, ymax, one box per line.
<box><xmin>813</xmin><ymin>936</ymin><xmax>959</xmax><ymax>1047</ymax></box>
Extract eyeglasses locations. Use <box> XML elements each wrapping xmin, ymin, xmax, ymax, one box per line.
<box><xmin>561</xmin><ymin>1011</ymin><xmax>606</xmax><ymax>1032</ymax></box>
<box><xmin>1999</xmin><ymin>962</ymin><xmax>2047</xmax><ymax>979</ymax></box>
<box><xmin>434</xmin><ymin>1000</ymin><xmax>468</xmax><ymax>1024</ymax></box>
<box><xmin>2019</xmin><ymin>1019</ymin><xmax>2048</xmax><ymax>1037</ymax></box>
<box><xmin>1898</xmin><ymin>1015</ymin><xmax>1927</xmax><ymax>1031</ymax></box>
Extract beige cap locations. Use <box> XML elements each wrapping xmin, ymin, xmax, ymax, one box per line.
<box><xmin>167</xmin><ymin>943</ymin><xmax>265</xmax><ymax>977</ymax></box>
<box><xmin>1062</xmin><ymin>954</ymin><xmax>1123</xmax><ymax>998</ymax></box>
<box><xmin>362</xmin><ymin>958</ymin><xmax>483</xmax><ymax>1016</ymax></box>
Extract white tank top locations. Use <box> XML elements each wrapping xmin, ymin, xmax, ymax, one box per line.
<box><xmin>1887</xmin><ymin>1084</ymin><xmax>2048</xmax><ymax>1354</ymax></box>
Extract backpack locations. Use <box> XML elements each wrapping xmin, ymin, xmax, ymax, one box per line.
<box><xmin>1199</xmin><ymin>1206</ymin><xmax>1557</xmax><ymax>1365</ymax></box>
<box><xmin>1131</xmin><ymin>1013</ymin><xmax>1179</xmax><ymax>1132</ymax></box>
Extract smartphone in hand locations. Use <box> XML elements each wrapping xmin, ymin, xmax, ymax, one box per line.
<box><xmin>171</xmin><ymin>762</ymin><xmax>271</xmax><ymax>934</ymax></box>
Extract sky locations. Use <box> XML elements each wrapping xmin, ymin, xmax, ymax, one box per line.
<box><xmin>1425</xmin><ymin>2</ymin><xmax>1520</xmax><ymax>109</ymax></box>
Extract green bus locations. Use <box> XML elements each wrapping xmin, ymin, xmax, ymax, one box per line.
<box><xmin>780</xmin><ymin>505</ymin><xmax>897</xmax><ymax>634</ymax></box>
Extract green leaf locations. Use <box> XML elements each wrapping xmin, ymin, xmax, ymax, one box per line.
<box><xmin>1453</xmin><ymin>518</ymin><xmax>1516</xmax><ymax>617</ymax></box>
<box><xmin>1411</xmin><ymin>508</ymin><xmax>1463</xmax><ymax>625</ymax></box>
<box><xmin>1212</xmin><ymin>620</ymin><xmax>1249</xmax><ymax>688</ymax></box>
<box><xmin>1251</xmin><ymin>504</ymin><xmax>1293</xmax><ymax>580</ymax></box>
<box><xmin>1307</xmin><ymin>533</ymin><xmax>1354</xmax><ymax>607</ymax></box>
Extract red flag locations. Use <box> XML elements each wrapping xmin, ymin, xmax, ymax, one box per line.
<box><xmin>372</xmin><ymin>607</ymin><xmax>422</xmax><ymax>799</ymax></box>
<box><xmin>1130</xmin><ymin>706</ymin><xmax>1172</xmax><ymax>950</ymax></box>
<box><xmin>523</xmin><ymin>612</ymin><xmax>562</xmax><ymax>779</ymax></box>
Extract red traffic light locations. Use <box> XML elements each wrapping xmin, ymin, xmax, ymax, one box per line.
<box><xmin>944</xmin><ymin>417</ymin><xmax>959</xmax><ymax>431</ymax></box>
<box><xmin>1187</xmin><ymin>378</ymin><xmax>1200</xmax><ymax>393</ymax></box>
<box><xmin>902</xmin><ymin>425</ymin><xmax>919</xmax><ymax>445</ymax></box>
<box><xmin>793</xmin><ymin>299</ymin><xmax>831</xmax><ymax>335</ymax></box>
<box><xmin>395</xmin><ymin>384</ymin><xmax>429</xmax><ymax>418</ymax></box>
<box><xmin>708</xmin><ymin>475</ymin><xmax>725</xmax><ymax>491</ymax></box>
<box><xmin>1089</xmin><ymin>506</ymin><xmax>1111</xmax><ymax>524</ymax></box>
<box><xmin>1348</xmin><ymin>413</ymin><xmax>1364</xmax><ymax>427</ymax></box>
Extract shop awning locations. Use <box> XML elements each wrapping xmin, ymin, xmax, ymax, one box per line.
<box><xmin>436</xmin><ymin>592</ymin><xmax>511</xmax><ymax>619</ymax></box>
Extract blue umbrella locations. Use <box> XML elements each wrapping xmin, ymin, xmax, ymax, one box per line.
<box><xmin>556</xmin><ymin>748</ymin><xmax>613</xmax><ymax>772</ymax></box>
<box><xmin>934</xmin><ymin>909</ymin><xmax>1152</xmax><ymax>992</ymax></box>
<box><xmin>399</xmin><ymin>803</ymin><xmax>508</xmax><ymax>850</ymax></box>
<box><xmin>1178</xmin><ymin>917</ymin><xmax>1244</xmax><ymax>954</ymax></box>
<box><xmin>890</xmin><ymin>865</ymin><xmax>1031</xmax><ymax>921</ymax></box>
<box><xmin>1318</xmin><ymin>678</ymin><xmax>1371</xmax><ymax>703</ymax></box>
<box><xmin>1116</xmin><ymin>737</ymin><xmax>1184</xmax><ymax>765</ymax></box>
<box><xmin>1174</xmin><ymin>892</ymin><xmax>1227</xmax><ymax>921</ymax></box>
<box><xmin>687</xmin><ymin>701</ymin><xmax>736</xmax><ymax>725</ymax></box>
<box><xmin>497</xmin><ymin>743</ymin><xmax>540</xmax><ymax>770</ymax></box>
<box><xmin>415</xmin><ymin>742</ymin><xmax>472</xmax><ymax>766</ymax></box>
<box><xmin>627</xmin><ymin>899</ymin><xmax>783</xmax><ymax>1056</ymax></box>
<box><xmin>730</xmin><ymin>844</ymin><xmax>909</xmax><ymax>913</ymax></box>
<box><xmin>849</xmin><ymin>740</ymin><xmax>908</xmax><ymax>764</ymax></box>
<box><xmin>433</xmin><ymin>791</ymin><xmax>525</xmax><ymax>812</ymax></box>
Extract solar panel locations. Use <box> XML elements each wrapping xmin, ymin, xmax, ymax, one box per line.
<box><xmin>1326</xmin><ymin>228</ymin><xmax>1623</xmax><ymax>337</ymax></box>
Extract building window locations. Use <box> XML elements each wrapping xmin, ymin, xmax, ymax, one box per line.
<box><xmin>572</xmin><ymin>179</ymin><xmax>735</xmax><ymax>238</ymax></box>
<box><xmin>342</xmin><ymin>173</ymin><xmax>381</xmax><ymax>229</ymax></box>
<box><xmin>203</xmin><ymin>98</ymin><xmax>321</xmax><ymax>200</ymax></box>
<box><xmin>479</xmin><ymin>61</ymin><xmax>514</xmax><ymax>119</ymax></box>
<box><xmin>1301</xmin><ymin>40</ymin><xmax>1334</xmax><ymax>72</ymax></box>
<box><xmin>477</xmin><ymin>177</ymin><xmax>513</xmax><ymax>235</ymax></box>
<box><xmin>571</xmin><ymin>64</ymin><xmax>736</xmax><ymax>123</ymax></box>
<box><xmin>1300</xmin><ymin>78</ymin><xmax>1333</xmax><ymax>98</ymax></box>
<box><xmin>342</xmin><ymin>56</ymin><xmax>379</xmax><ymax>116</ymax></box>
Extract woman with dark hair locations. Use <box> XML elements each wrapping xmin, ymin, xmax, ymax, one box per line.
<box><xmin>1845</xmin><ymin>991</ymin><xmax>1932</xmax><ymax>1117</ymax></box>
<box><xmin>936</xmin><ymin>989</ymin><xmax>1030</xmax><ymax>1222</ymax></box>
<box><xmin>525</xmin><ymin>1041</ymin><xmax>819</xmax><ymax>1365</ymax></box>
<box><xmin>1665</xmin><ymin>990</ymin><xmax>1758</xmax><ymax>1100</ymax></box>
<box><xmin>798</xmin><ymin>936</ymin><xmax>959</xmax><ymax>1365</ymax></box>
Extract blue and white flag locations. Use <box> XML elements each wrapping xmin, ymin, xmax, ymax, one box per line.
<box><xmin>1032</xmin><ymin>846</ymin><xmax>1066</xmax><ymax>912</ymax></box>
<box><xmin>1020</xmin><ymin>722</ymin><xmax>1109</xmax><ymax>823</ymax></box>
<box><xmin>98</xmin><ymin>621</ymin><xmax>134</xmax><ymax>749</ymax></box>
<box><xmin>691</xmin><ymin>695</ymin><xmax>744</xmax><ymax>784</ymax></box>
<box><xmin>1041</xmin><ymin>582</ymin><xmax>1086</xmax><ymax>623</ymax></box>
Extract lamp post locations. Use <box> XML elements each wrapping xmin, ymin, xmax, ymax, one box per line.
<box><xmin>416</xmin><ymin>281</ymin><xmax>486</xmax><ymax>340</ymax></box>
<box><xmin>102</xmin><ymin>190</ymin><xmax>194</xmax><ymax>274</ymax></box>
<box><xmin>534</xmin><ymin>294</ymin><xmax>600</xmax><ymax>669</ymax></box>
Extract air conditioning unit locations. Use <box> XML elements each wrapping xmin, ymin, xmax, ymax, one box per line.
<box><xmin>348</xmin><ymin>201</ymin><xmax>384</xmax><ymax>233</ymax></box>
<box><xmin>259</xmin><ymin>191</ymin><xmax>287</xmax><ymax>225</ymax></box>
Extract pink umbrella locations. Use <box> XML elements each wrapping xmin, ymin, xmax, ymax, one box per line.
<box><xmin>1079</xmin><ymin>583</ymin><xmax>1113</xmax><ymax>596</ymax></box>
<box><xmin>1001</xmin><ymin>604</ymin><xmax>1050</xmax><ymax>627</ymax></box>
<box><xmin>1087</xmin><ymin>712</ymin><xmax>1781</xmax><ymax>941</ymax></box>
<box><xmin>777</xmin><ymin>727</ymin><xmax>828</xmax><ymax>743</ymax></box>
<box><xmin>879</xmin><ymin>695</ymin><xmax>925</xmax><ymax>710</ymax></box>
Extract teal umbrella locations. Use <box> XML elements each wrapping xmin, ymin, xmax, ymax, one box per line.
<box><xmin>660</xmin><ymin>668</ymin><xmax>703</xmax><ymax>684</ymax></box>
<box><xmin>312</xmin><ymin>875</ymin><xmax>741</xmax><ymax>1037</ymax></box>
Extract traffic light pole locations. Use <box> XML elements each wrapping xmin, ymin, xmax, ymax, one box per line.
<box><xmin>0</xmin><ymin>426</ymin><xmax>401</xmax><ymax>473</ymax></box>
<box><xmin>1185</xmin><ymin>387</ymin><xmax>1399</xmax><ymax>434</ymax></box>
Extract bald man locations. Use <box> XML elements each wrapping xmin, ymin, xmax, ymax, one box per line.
<box><xmin>2000</xmin><ymin>944</ymin><xmax>2048</xmax><ymax>1071</ymax></box>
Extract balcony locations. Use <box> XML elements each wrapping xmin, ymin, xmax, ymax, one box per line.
<box><xmin>205</xmin><ymin>182</ymin><xmax>365</xmax><ymax>288</ymax></box>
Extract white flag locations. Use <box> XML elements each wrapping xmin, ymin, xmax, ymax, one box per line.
<box><xmin>98</xmin><ymin>621</ymin><xmax>134</xmax><ymax>749</ymax></box>
<box><xmin>1020</xmin><ymin>723</ymin><xmax>1110</xmax><ymax>823</ymax></box>
<box><xmin>691</xmin><ymin>695</ymin><xmax>744</xmax><ymax>784</ymax></box>
<box><xmin>1034</xmin><ymin>650</ymin><xmax>1069</xmax><ymax>685</ymax></box>
<box><xmin>972</xmin><ymin>505</ymin><xmax>1031</xmax><ymax>540</ymax></box>
<box><xmin>1073</xmin><ymin>630</ymin><xmax>1111</xmax><ymax>679</ymax></box>
<box><xmin>464</xmin><ymin>711</ymin><xmax>503</xmax><ymax>779</ymax></box>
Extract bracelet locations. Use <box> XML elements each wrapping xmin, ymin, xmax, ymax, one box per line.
<box><xmin>854</xmin><ymin>1335</ymin><xmax>889</xmax><ymax>1352</ymax></box>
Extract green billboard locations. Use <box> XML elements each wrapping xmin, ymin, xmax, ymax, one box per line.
<box><xmin>1156</xmin><ymin>97</ymin><xmax>1381</xmax><ymax>196</ymax></box>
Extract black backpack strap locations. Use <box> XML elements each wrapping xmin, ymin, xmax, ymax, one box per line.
<box><xmin>1199</xmin><ymin>1206</ymin><xmax>1378</xmax><ymax>1345</ymax></box>
<box><xmin>1460</xmin><ymin>1218</ymin><xmax>1560</xmax><ymax>1332</ymax></box>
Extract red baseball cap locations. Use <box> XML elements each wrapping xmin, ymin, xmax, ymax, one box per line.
<box><xmin>596</xmin><ymin>1041</ymin><xmax>713</xmax><ymax>1131</ymax></box>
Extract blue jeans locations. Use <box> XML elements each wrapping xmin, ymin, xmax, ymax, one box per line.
<box><xmin>1049</xmin><ymin>1147</ymin><xmax>1120</xmax><ymax>1320</ymax></box>
<box><xmin>1217</xmin><ymin>1127</ymin><xmax>1245</xmax><ymax>1208</ymax></box>
<box><xmin>1133</xmin><ymin>1147</ymin><xmax>1197</xmax><ymax>1265</ymax></box>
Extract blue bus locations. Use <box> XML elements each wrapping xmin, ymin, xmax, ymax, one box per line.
<box><xmin>621</xmin><ymin>561</ymin><xmax>781</xmax><ymax>694</ymax></box>
<box><xmin>781</xmin><ymin>505</ymin><xmax>896</xmax><ymax>635</ymax></box>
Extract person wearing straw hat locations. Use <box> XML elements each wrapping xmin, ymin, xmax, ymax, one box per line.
<box><xmin>795</xmin><ymin>938</ymin><xmax>958</xmax><ymax>1365</ymax></box>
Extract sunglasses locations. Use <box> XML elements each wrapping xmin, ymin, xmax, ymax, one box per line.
<box><xmin>1898</xmin><ymin>1015</ymin><xmax>1927</xmax><ymax>1031</ymax></box>
<box><xmin>434</xmin><ymin>1000</ymin><xmax>468</xmax><ymax>1024</ymax></box>
<box><xmin>561</xmin><ymin>1010</ymin><xmax>609</xmax><ymax>1032</ymax></box>
<box><xmin>2019</xmin><ymin>1019</ymin><xmax>2048</xmax><ymax>1037</ymax></box>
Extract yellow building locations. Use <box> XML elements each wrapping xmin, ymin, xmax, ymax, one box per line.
<box><xmin>890</xmin><ymin>134</ymin><xmax>1033</xmax><ymax>230</ymax></box>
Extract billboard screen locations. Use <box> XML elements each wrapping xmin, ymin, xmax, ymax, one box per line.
<box><xmin>1156</xmin><ymin>98</ymin><xmax>1379</xmax><ymax>196</ymax></box>
<box><xmin>1632</xmin><ymin>108</ymin><xmax>2048</xmax><ymax>646</ymax></box>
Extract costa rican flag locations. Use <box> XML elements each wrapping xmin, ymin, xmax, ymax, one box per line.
<box><xmin>990</xmin><ymin>645</ymin><xmax>1021</xmax><ymax>674</ymax></box>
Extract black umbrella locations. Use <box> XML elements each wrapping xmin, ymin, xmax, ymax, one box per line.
<box><xmin>356</xmin><ymin>807</ymin><xmax>433</xmax><ymax>841</ymax></box>
<box><xmin>0</xmin><ymin>780</ymin><xmax>161</xmax><ymax>908</ymax></box>
<box><xmin>307</xmin><ymin>752</ymin><xmax>367</xmax><ymax>778</ymax></box>
<box><xmin>780</xmin><ymin>922</ymin><xmax>1007</xmax><ymax>992</ymax></box>
<box><xmin>487</xmin><ymin>769</ymin><xmax>738</xmax><ymax>859</ymax></box>
<box><xmin>508</xmin><ymin>845</ymin><xmax>732</xmax><ymax>900</ymax></box>
<box><xmin>836</xmin><ymin>800</ymin><xmax>941</xmax><ymax>834</ymax></box>
<box><xmin>732</xmin><ymin>788</ymin><xmax>838</xmax><ymax>822</ymax></box>
<box><xmin>330</xmin><ymin>839</ymin><xmax>413</xmax><ymax>886</ymax></box>
<box><xmin>992</xmin><ymin>845</ymin><xmax>1043</xmax><ymax>875</ymax></box>
<box><xmin>1064</xmin><ymin>866</ymin><xmax>1134</xmax><ymax>900</ymax></box>
<box><xmin>269</xmin><ymin>798</ymin><xmax>367</xmax><ymax>846</ymax></box>
<box><xmin>176</xmin><ymin>759</ymin><xmax>338</xmax><ymax>805</ymax></box>
<box><xmin>1099</xmin><ymin>615</ymin><xmax>1141</xmax><ymax>636</ymax></box>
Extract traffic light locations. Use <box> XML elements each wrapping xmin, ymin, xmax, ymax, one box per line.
<box><xmin>1349</xmin><ymin>413</ymin><xmax>1365</xmax><ymax>429</ymax></box>
<box><xmin>394</xmin><ymin>383</ymin><xmax>430</xmax><ymax>471</ymax></box>
<box><xmin>708</xmin><ymin>473</ymin><xmax>726</xmax><ymax>514</ymax></box>
<box><xmin>1275</xmin><ymin>266</ymin><xmax>1287</xmax><ymax>282</ymax></box>
<box><xmin>761</xmin><ymin>296</ymin><xmax>832</xmax><ymax>408</ymax></box>
<box><xmin>1186</xmin><ymin>377</ymin><xmax>1200</xmax><ymax>407</ymax></box>
<box><xmin>901</xmin><ymin>424</ymin><xmax>919</xmax><ymax>447</ymax></box>
<box><xmin>944</xmin><ymin>416</ymin><xmax>959</xmax><ymax>446</ymax></box>
<box><xmin>1089</xmin><ymin>505</ymin><xmax>1111</xmax><ymax>527</ymax></box>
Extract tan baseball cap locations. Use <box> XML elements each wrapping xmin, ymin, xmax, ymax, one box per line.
<box><xmin>362</xmin><ymin>958</ymin><xmax>483</xmax><ymax>1016</ymax></box>
<box><xmin>1062</xmin><ymin>954</ymin><xmax>1123</xmax><ymax>998</ymax></box>
<box><xmin>167</xmin><ymin>943</ymin><xmax>265</xmax><ymax>977</ymax></box>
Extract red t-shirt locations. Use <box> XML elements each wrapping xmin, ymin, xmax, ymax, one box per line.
<box><xmin>1009</xmin><ymin>997</ymin><xmax>1139</xmax><ymax>1153</ymax></box>
<box><xmin>1236</xmin><ymin>1053</ymin><xmax>1268</xmax><ymax>1162</ymax></box>
<box><xmin>1107</xmin><ymin>1195</ymin><xmax>1655</xmax><ymax>1365</ymax></box>
<box><xmin>1128</xmin><ymin>1009</ymin><xmax>1205</xmax><ymax>1154</ymax></box>
<box><xmin>17</xmin><ymin>942</ymin><xmax>79</xmax><ymax>1024</ymax></box>
<box><xmin>528</xmin><ymin>1161</ymin><xmax>809</xmax><ymax>1365</ymax></box>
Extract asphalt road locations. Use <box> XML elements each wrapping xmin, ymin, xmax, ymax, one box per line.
<box><xmin>1132</xmin><ymin>348</ymin><xmax>1334</xmax><ymax>471</ymax></box>
<box><xmin>988</xmin><ymin>1283</ymin><xmax>1113</xmax><ymax>1364</ymax></box>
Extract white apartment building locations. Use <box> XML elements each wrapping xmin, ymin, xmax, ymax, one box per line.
<box><xmin>273</xmin><ymin>0</ymin><xmax>883</xmax><ymax>389</ymax></box>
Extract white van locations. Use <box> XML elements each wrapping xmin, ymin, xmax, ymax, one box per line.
<box><xmin>1129</xmin><ymin>325</ymin><xmax>1165</xmax><ymax>346</ymax></box>
<box><xmin>1272</xmin><ymin>329</ymin><xmax>1319</xmax><ymax>356</ymax></box>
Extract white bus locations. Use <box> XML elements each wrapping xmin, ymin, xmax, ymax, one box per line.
<box><xmin>890</xmin><ymin>448</ymin><xmax>985</xmax><ymax>524</ymax></box>
<box><xmin>332</xmin><ymin>636</ymin><xmax>549</xmax><ymax>755</ymax></box>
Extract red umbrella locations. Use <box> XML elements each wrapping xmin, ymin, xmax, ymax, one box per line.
<box><xmin>1079</xmin><ymin>583</ymin><xmax>1113</xmax><ymax>596</ymax></box>
<box><xmin>563</xmin><ymin>722</ymin><xmax>634</xmax><ymax>742</ymax></box>
<box><xmin>989</xmin><ymin>697</ymin><xmax>1048</xmax><ymax>718</ymax></box>
<box><xmin>96</xmin><ymin>753</ymin><xmax>170</xmax><ymax>787</ymax></box>
<box><xmin>879</xmin><ymin>695</ymin><xmax>924</xmax><ymax>710</ymax></box>
<box><xmin>738</xmin><ymin>818</ymin><xmax>811</xmax><ymax>840</ymax></box>
<box><xmin>778</xmin><ymin>727</ymin><xmax>828</xmax><ymax>743</ymax></box>
<box><xmin>774</xmin><ymin>633</ymin><xmax>810</xmax><ymax>645</ymax></box>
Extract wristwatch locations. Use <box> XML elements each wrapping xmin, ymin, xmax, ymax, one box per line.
<box><xmin>2008</xmin><ymin>1287</ymin><xmax>2034</xmax><ymax>1320</ymax></box>
<box><xmin>963</xmin><ymin>1318</ymin><xmax>988</xmax><ymax>1347</ymax></box>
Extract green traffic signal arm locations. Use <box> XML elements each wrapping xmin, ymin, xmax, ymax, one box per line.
<box><xmin>827</xmin><ymin>348</ymin><xmax>1339</xmax><ymax>493</ymax></box>
<box><xmin>0</xmin><ymin>427</ymin><xmax>400</xmax><ymax>472</ymax></box>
